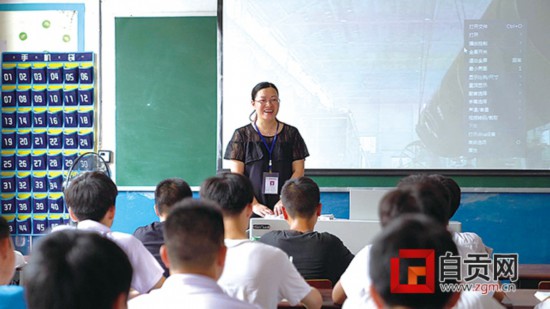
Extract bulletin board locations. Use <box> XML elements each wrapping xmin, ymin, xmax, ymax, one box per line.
<box><xmin>0</xmin><ymin>3</ymin><xmax>93</xmax><ymax>246</ymax></box>
<box><xmin>1</xmin><ymin>52</ymin><xmax>95</xmax><ymax>237</ymax></box>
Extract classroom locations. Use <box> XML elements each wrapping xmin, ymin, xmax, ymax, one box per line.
<box><xmin>1</xmin><ymin>0</ymin><xmax>549</xmax><ymax>308</ymax></box>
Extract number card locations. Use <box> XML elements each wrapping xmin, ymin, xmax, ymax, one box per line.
<box><xmin>2</xmin><ymin>52</ymin><xmax>94</xmax><ymax>237</ymax></box>
<box><xmin>1</xmin><ymin>196</ymin><xmax>16</xmax><ymax>214</ymax></box>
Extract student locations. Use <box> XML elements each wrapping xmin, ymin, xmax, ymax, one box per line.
<box><xmin>24</xmin><ymin>229</ymin><xmax>133</xmax><ymax>309</ymax></box>
<box><xmin>333</xmin><ymin>186</ymin><xmax>437</xmax><ymax>307</ymax></box>
<box><xmin>429</xmin><ymin>174</ymin><xmax>493</xmax><ymax>256</ymax></box>
<box><xmin>63</xmin><ymin>171</ymin><xmax>165</xmax><ymax>295</ymax></box>
<box><xmin>200</xmin><ymin>172</ymin><xmax>322</xmax><ymax>309</ymax></box>
<box><xmin>369</xmin><ymin>214</ymin><xmax>462</xmax><ymax>309</ymax></box>
<box><xmin>369</xmin><ymin>214</ymin><xmax>503</xmax><ymax>309</ymax></box>
<box><xmin>134</xmin><ymin>177</ymin><xmax>193</xmax><ymax>277</ymax></box>
<box><xmin>334</xmin><ymin>181</ymin><xmax>503</xmax><ymax>308</ymax></box>
<box><xmin>259</xmin><ymin>176</ymin><xmax>354</xmax><ymax>285</ymax></box>
<box><xmin>128</xmin><ymin>199</ymin><xmax>259</xmax><ymax>309</ymax></box>
<box><xmin>0</xmin><ymin>216</ymin><xmax>26</xmax><ymax>309</ymax></box>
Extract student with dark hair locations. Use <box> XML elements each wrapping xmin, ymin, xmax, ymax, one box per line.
<box><xmin>128</xmin><ymin>199</ymin><xmax>258</xmax><ymax>309</ymax></box>
<box><xmin>200</xmin><ymin>172</ymin><xmax>322</xmax><ymax>309</ymax></box>
<box><xmin>24</xmin><ymin>229</ymin><xmax>133</xmax><ymax>309</ymax></box>
<box><xmin>429</xmin><ymin>174</ymin><xmax>493</xmax><ymax>256</ymax></box>
<box><xmin>333</xmin><ymin>176</ymin><xmax>503</xmax><ymax>308</ymax></box>
<box><xmin>63</xmin><ymin>171</ymin><xmax>164</xmax><ymax>295</ymax></box>
<box><xmin>369</xmin><ymin>214</ymin><xmax>461</xmax><ymax>309</ymax></box>
<box><xmin>259</xmin><ymin>176</ymin><xmax>354</xmax><ymax>285</ymax></box>
<box><xmin>134</xmin><ymin>177</ymin><xmax>193</xmax><ymax>277</ymax></box>
<box><xmin>224</xmin><ymin>81</ymin><xmax>309</xmax><ymax>217</ymax></box>
<box><xmin>0</xmin><ymin>216</ymin><xmax>26</xmax><ymax>308</ymax></box>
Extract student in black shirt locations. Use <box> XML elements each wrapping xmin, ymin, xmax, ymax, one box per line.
<box><xmin>259</xmin><ymin>176</ymin><xmax>354</xmax><ymax>285</ymax></box>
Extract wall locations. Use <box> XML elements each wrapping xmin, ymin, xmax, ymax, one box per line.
<box><xmin>113</xmin><ymin>188</ymin><xmax>550</xmax><ymax>264</ymax></box>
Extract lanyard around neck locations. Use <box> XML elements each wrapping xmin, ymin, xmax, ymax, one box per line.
<box><xmin>253</xmin><ymin>121</ymin><xmax>279</xmax><ymax>172</ymax></box>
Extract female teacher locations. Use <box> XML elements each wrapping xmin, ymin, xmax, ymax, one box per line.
<box><xmin>224</xmin><ymin>82</ymin><xmax>309</xmax><ymax>217</ymax></box>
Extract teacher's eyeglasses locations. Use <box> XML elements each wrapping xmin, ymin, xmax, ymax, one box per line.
<box><xmin>255</xmin><ymin>98</ymin><xmax>280</xmax><ymax>105</ymax></box>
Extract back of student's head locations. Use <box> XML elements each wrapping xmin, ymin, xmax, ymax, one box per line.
<box><xmin>24</xmin><ymin>229</ymin><xmax>132</xmax><ymax>309</ymax></box>
<box><xmin>378</xmin><ymin>188</ymin><xmax>422</xmax><ymax>227</ymax></box>
<box><xmin>155</xmin><ymin>177</ymin><xmax>193</xmax><ymax>215</ymax></box>
<box><xmin>281</xmin><ymin>176</ymin><xmax>320</xmax><ymax>218</ymax></box>
<box><xmin>63</xmin><ymin>171</ymin><xmax>118</xmax><ymax>222</ymax></box>
<box><xmin>369</xmin><ymin>214</ymin><xmax>459</xmax><ymax>309</ymax></box>
<box><xmin>200</xmin><ymin>172</ymin><xmax>254</xmax><ymax>217</ymax></box>
<box><xmin>379</xmin><ymin>182</ymin><xmax>449</xmax><ymax>227</ymax></box>
<box><xmin>163</xmin><ymin>199</ymin><xmax>224</xmax><ymax>271</ymax></box>
<box><xmin>429</xmin><ymin>174</ymin><xmax>461</xmax><ymax>219</ymax></box>
<box><xmin>397</xmin><ymin>174</ymin><xmax>450</xmax><ymax>225</ymax></box>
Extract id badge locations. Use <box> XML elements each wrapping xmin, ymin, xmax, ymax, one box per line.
<box><xmin>262</xmin><ymin>172</ymin><xmax>279</xmax><ymax>195</ymax></box>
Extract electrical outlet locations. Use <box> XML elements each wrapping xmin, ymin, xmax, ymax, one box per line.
<box><xmin>98</xmin><ymin>150</ymin><xmax>112</xmax><ymax>163</ymax></box>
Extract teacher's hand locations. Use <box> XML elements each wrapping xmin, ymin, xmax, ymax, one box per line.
<box><xmin>274</xmin><ymin>200</ymin><xmax>284</xmax><ymax>216</ymax></box>
<box><xmin>253</xmin><ymin>203</ymin><xmax>274</xmax><ymax>217</ymax></box>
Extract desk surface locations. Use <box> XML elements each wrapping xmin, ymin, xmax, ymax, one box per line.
<box><xmin>502</xmin><ymin>289</ymin><xmax>548</xmax><ymax>309</ymax></box>
<box><xmin>520</xmin><ymin>265</ymin><xmax>550</xmax><ymax>280</ymax></box>
<box><xmin>278</xmin><ymin>288</ymin><xmax>340</xmax><ymax>309</ymax></box>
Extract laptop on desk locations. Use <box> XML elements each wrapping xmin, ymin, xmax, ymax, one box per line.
<box><xmin>249</xmin><ymin>218</ymin><xmax>462</xmax><ymax>255</ymax></box>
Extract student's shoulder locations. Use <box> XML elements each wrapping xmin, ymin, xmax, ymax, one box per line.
<box><xmin>133</xmin><ymin>222</ymin><xmax>162</xmax><ymax>238</ymax></box>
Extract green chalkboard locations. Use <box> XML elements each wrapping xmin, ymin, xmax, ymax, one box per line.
<box><xmin>115</xmin><ymin>16</ymin><xmax>217</xmax><ymax>186</ymax></box>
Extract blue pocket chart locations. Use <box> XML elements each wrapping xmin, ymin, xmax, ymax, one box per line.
<box><xmin>47</xmin><ymin>89</ymin><xmax>63</xmax><ymax>106</ymax></box>
<box><xmin>32</xmin><ymin>131</ymin><xmax>47</xmax><ymax>149</ymax></box>
<box><xmin>31</xmin><ymin>67</ymin><xmax>46</xmax><ymax>84</ymax></box>
<box><xmin>16</xmin><ymin>90</ymin><xmax>31</xmax><ymax>107</ymax></box>
<box><xmin>2</xmin><ymin>132</ymin><xmax>16</xmax><ymax>149</ymax></box>
<box><xmin>64</xmin><ymin>110</ymin><xmax>78</xmax><ymax>127</ymax></box>
<box><xmin>16</xmin><ymin>196</ymin><xmax>31</xmax><ymax>214</ymax></box>
<box><xmin>2</xmin><ymin>52</ymin><xmax>94</xmax><ymax>237</ymax></box>
<box><xmin>47</xmin><ymin>132</ymin><xmax>63</xmax><ymax>149</ymax></box>
<box><xmin>47</xmin><ymin>110</ymin><xmax>63</xmax><ymax>127</ymax></box>
<box><xmin>48</xmin><ymin>196</ymin><xmax>64</xmax><ymax>213</ymax></box>
<box><xmin>32</xmin><ymin>111</ymin><xmax>47</xmax><ymax>127</ymax></box>
<box><xmin>16</xmin><ymin>175</ymin><xmax>31</xmax><ymax>193</ymax></box>
<box><xmin>32</xmin><ymin>196</ymin><xmax>47</xmax><ymax>213</ymax></box>
<box><xmin>78</xmin><ymin>88</ymin><xmax>93</xmax><ymax>105</ymax></box>
<box><xmin>1</xmin><ymin>154</ymin><xmax>15</xmax><ymax>171</ymax></box>
<box><xmin>63</xmin><ymin>131</ymin><xmax>78</xmax><ymax>149</ymax></box>
<box><xmin>47</xmin><ymin>153</ymin><xmax>63</xmax><ymax>171</ymax></box>
<box><xmin>1</xmin><ymin>90</ymin><xmax>16</xmax><ymax>107</ymax></box>
<box><xmin>16</xmin><ymin>217</ymin><xmax>31</xmax><ymax>235</ymax></box>
<box><xmin>32</xmin><ymin>217</ymin><xmax>48</xmax><ymax>234</ymax></box>
<box><xmin>32</xmin><ymin>175</ymin><xmax>48</xmax><ymax>192</ymax></box>
<box><xmin>16</xmin><ymin>154</ymin><xmax>31</xmax><ymax>171</ymax></box>
<box><xmin>31</xmin><ymin>154</ymin><xmax>47</xmax><ymax>171</ymax></box>
<box><xmin>1</xmin><ymin>112</ymin><xmax>16</xmax><ymax>128</ymax></box>
<box><xmin>16</xmin><ymin>67</ymin><xmax>31</xmax><ymax>84</ymax></box>
<box><xmin>2</xmin><ymin>67</ymin><xmax>16</xmax><ymax>84</ymax></box>
<box><xmin>32</xmin><ymin>89</ymin><xmax>47</xmax><ymax>106</ymax></box>
<box><xmin>17</xmin><ymin>131</ymin><xmax>32</xmax><ymax>149</ymax></box>
<box><xmin>63</xmin><ymin>88</ymin><xmax>78</xmax><ymax>106</ymax></box>
<box><xmin>17</xmin><ymin>111</ymin><xmax>32</xmax><ymax>128</ymax></box>
<box><xmin>1</xmin><ymin>196</ymin><xmax>16</xmax><ymax>214</ymax></box>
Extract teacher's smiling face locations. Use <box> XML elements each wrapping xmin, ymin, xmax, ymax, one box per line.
<box><xmin>252</xmin><ymin>87</ymin><xmax>280</xmax><ymax>122</ymax></box>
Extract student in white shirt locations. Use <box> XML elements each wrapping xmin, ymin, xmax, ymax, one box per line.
<box><xmin>128</xmin><ymin>199</ymin><xmax>259</xmax><ymax>309</ymax></box>
<box><xmin>200</xmin><ymin>172</ymin><xmax>322</xmax><ymax>309</ymax></box>
<box><xmin>63</xmin><ymin>171</ymin><xmax>165</xmax><ymax>295</ymax></box>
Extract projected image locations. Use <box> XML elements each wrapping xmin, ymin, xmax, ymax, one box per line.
<box><xmin>221</xmin><ymin>0</ymin><xmax>550</xmax><ymax>170</ymax></box>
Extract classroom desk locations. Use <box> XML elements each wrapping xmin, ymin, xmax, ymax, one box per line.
<box><xmin>518</xmin><ymin>264</ymin><xmax>550</xmax><ymax>289</ymax></box>
<box><xmin>277</xmin><ymin>288</ymin><xmax>341</xmax><ymax>309</ymax></box>
<box><xmin>501</xmin><ymin>289</ymin><xmax>548</xmax><ymax>309</ymax></box>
